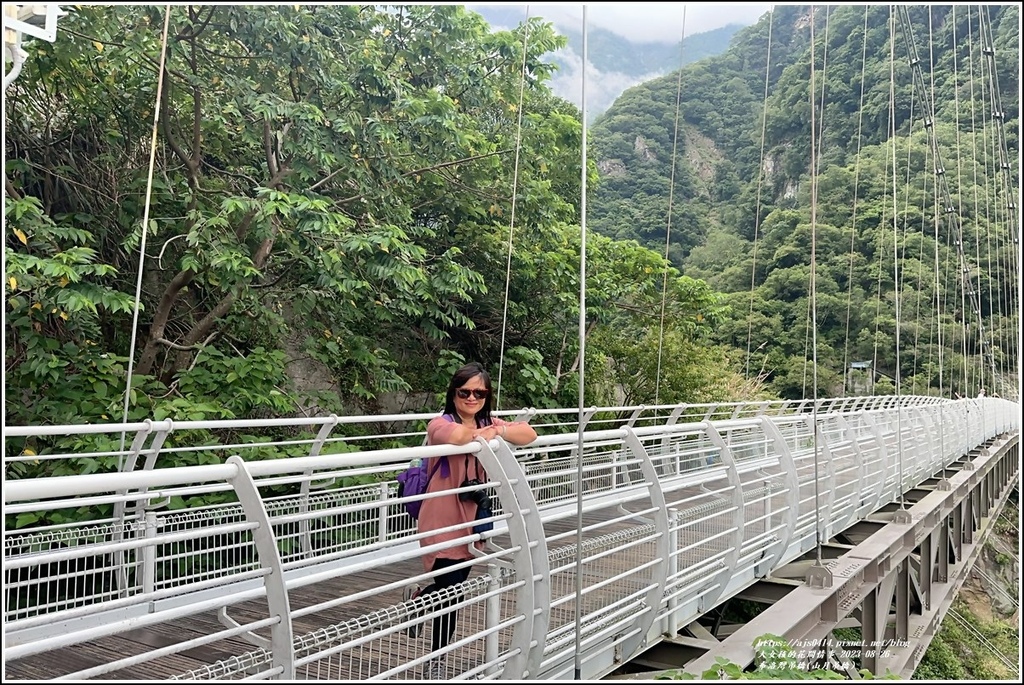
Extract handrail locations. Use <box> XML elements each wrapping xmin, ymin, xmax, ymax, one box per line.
<box><xmin>3</xmin><ymin>396</ymin><xmax>1018</xmax><ymax>681</ymax></box>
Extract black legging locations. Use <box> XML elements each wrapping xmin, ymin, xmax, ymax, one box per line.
<box><xmin>421</xmin><ymin>557</ymin><xmax>472</xmax><ymax>652</ymax></box>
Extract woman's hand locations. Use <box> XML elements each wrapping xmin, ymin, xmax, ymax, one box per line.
<box><xmin>472</xmin><ymin>425</ymin><xmax>502</xmax><ymax>441</ymax></box>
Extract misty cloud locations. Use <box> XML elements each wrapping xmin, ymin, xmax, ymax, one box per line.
<box><xmin>547</xmin><ymin>47</ymin><xmax>662</xmax><ymax>122</ymax></box>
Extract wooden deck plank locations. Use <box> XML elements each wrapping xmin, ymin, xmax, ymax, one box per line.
<box><xmin>5</xmin><ymin>506</ymin><xmax>668</xmax><ymax>680</ymax></box>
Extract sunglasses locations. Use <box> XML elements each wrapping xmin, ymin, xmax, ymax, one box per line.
<box><xmin>456</xmin><ymin>388</ymin><xmax>490</xmax><ymax>400</ymax></box>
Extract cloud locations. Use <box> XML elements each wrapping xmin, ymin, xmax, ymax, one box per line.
<box><xmin>469</xmin><ymin>3</ymin><xmax>772</xmax><ymax>44</ymax></box>
<box><xmin>546</xmin><ymin>47</ymin><xmax>662</xmax><ymax>121</ymax></box>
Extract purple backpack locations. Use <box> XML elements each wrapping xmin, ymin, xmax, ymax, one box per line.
<box><xmin>397</xmin><ymin>456</ymin><xmax>447</xmax><ymax>520</ymax></box>
<box><xmin>397</xmin><ymin>415</ymin><xmax>457</xmax><ymax>519</ymax></box>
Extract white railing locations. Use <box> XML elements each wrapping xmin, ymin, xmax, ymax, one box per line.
<box><xmin>3</xmin><ymin>396</ymin><xmax>1016</xmax><ymax>680</ymax></box>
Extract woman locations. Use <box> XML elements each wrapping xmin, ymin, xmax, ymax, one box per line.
<box><xmin>407</xmin><ymin>362</ymin><xmax>537</xmax><ymax>679</ymax></box>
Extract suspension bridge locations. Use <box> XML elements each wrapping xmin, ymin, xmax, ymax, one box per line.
<box><xmin>3</xmin><ymin>3</ymin><xmax>1021</xmax><ymax>681</ymax></box>
<box><xmin>3</xmin><ymin>397</ymin><xmax>1019</xmax><ymax>680</ymax></box>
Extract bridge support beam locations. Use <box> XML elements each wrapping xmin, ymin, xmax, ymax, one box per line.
<box><xmin>678</xmin><ymin>431</ymin><xmax>1018</xmax><ymax>679</ymax></box>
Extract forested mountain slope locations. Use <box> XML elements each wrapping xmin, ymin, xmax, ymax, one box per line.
<box><xmin>588</xmin><ymin>5</ymin><xmax>1019</xmax><ymax>398</ymax></box>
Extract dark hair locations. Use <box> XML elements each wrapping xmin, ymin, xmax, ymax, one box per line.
<box><xmin>443</xmin><ymin>362</ymin><xmax>492</xmax><ymax>426</ymax></box>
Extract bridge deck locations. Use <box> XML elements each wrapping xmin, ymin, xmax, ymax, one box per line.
<box><xmin>4</xmin><ymin>397</ymin><xmax>1016</xmax><ymax>681</ymax></box>
<box><xmin>5</xmin><ymin>513</ymin><xmax>628</xmax><ymax>681</ymax></box>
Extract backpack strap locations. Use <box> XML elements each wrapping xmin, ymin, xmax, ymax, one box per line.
<box><xmin>425</xmin><ymin>455</ymin><xmax>444</xmax><ymax>484</ymax></box>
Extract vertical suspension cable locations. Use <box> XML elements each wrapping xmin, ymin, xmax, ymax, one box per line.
<box><xmin>746</xmin><ymin>8</ymin><xmax>774</xmax><ymax>383</ymax></box>
<box><xmin>912</xmin><ymin>7</ymin><xmax>936</xmax><ymax>395</ymax></box>
<box><xmin>895</xmin><ymin>84</ymin><xmax>917</xmax><ymax>392</ymax></box>
<box><xmin>119</xmin><ymin>5</ymin><xmax>173</xmax><ymax>460</ymax></box>
<box><xmin>654</xmin><ymin>6</ymin><xmax>688</xmax><ymax>407</ymax></box>
<box><xmin>912</xmin><ymin>138</ymin><xmax>930</xmax><ymax>396</ymax></box>
<box><xmin>801</xmin><ymin>5</ymin><xmax>830</xmax><ymax>402</ymax></box>
<box><xmin>963</xmin><ymin>7</ymin><xmax>976</xmax><ymax>394</ymax></box>
<box><xmin>842</xmin><ymin>6</ymin><xmax>870</xmax><ymax>396</ymax></box>
<box><xmin>573</xmin><ymin>7</ymin><xmax>587</xmax><ymax>679</ymax></box>
<box><xmin>807</xmin><ymin>4</ymin><xmax>823</xmax><ymax>564</ymax></box>
<box><xmin>494</xmin><ymin>7</ymin><xmax>531</xmax><ymax>410</ymax></box>
<box><xmin>978</xmin><ymin>6</ymin><xmax>1020</xmax><ymax>395</ymax></box>
<box><xmin>896</xmin><ymin>5</ymin><xmax>996</xmax><ymax>393</ymax></box>
<box><xmin>949</xmin><ymin>5</ymin><xmax>964</xmax><ymax>398</ymax></box>
<box><xmin>978</xmin><ymin>7</ymin><xmax>1009</xmax><ymax>396</ymax></box>
<box><xmin>871</xmin><ymin>126</ymin><xmax>893</xmax><ymax>395</ymax></box>
<box><xmin>977</xmin><ymin>35</ymin><xmax>993</xmax><ymax>395</ymax></box>
<box><xmin>888</xmin><ymin>7</ymin><xmax>905</xmax><ymax>509</ymax></box>
<box><xmin>934</xmin><ymin>7</ymin><xmax>950</xmax><ymax>473</ymax></box>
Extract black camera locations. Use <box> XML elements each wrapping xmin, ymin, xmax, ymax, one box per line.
<box><xmin>459</xmin><ymin>479</ymin><xmax>492</xmax><ymax>509</ymax></box>
<box><xmin>460</xmin><ymin>479</ymin><xmax>494</xmax><ymax>535</ymax></box>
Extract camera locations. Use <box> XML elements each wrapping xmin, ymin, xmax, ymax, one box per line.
<box><xmin>459</xmin><ymin>479</ymin><xmax>492</xmax><ymax>509</ymax></box>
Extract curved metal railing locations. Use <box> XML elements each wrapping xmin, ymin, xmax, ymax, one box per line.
<box><xmin>2</xmin><ymin>396</ymin><xmax>1017</xmax><ymax>680</ymax></box>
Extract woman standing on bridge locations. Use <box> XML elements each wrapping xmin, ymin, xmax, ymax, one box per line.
<box><xmin>406</xmin><ymin>362</ymin><xmax>537</xmax><ymax>679</ymax></box>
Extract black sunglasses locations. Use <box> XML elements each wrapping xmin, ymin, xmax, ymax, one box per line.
<box><xmin>456</xmin><ymin>388</ymin><xmax>489</xmax><ymax>400</ymax></box>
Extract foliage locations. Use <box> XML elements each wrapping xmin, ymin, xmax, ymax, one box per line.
<box><xmin>7</xmin><ymin>4</ymin><xmax>1017</xmax><ymax>492</ymax></box>
<box><xmin>914</xmin><ymin>599</ymin><xmax>1020</xmax><ymax>680</ymax></box>
<box><xmin>5</xmin><ymin>5</ymin><xmax>754</xmax><ymax>498</ymax></box>
<box><xmin>587</xmin><ymin>4</ymin><xmax>1018</xmax><ymax>400</ymax></box>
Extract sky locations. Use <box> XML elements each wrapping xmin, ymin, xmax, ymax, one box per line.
<box><xmin>466</xmin><ymin>3</ymin><xmax>774</xmax><ymax>44</ymax></box>
<box><xmin>466</xmin><ymin>3</ymin><xmax>774</xmax><ymax>119</ymax></box>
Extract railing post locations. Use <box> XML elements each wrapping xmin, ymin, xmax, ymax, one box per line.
<box><xmin>758</xmin><ymin>418</ymin><xmax>799</xmax><ymax>564</ymax></box>
<box><xmin>142</xmin><ymin>510</ymin><xmax>157</xmax><ymax>596</ymax></box>
<box><xmin>299</xmin><ymin>416</ymin><xmax>339</xmax><ymax>555</ymax></box>
<box><xmin>114</xmin><ymin>421</ymin><xmax>167</xmax><ymax>596</ymax></box>
<box><xmin>378</xmin><ymin>481</ymin><xmax>389</xmax><ymax>543</ymax></box>
<box><xmin>666</xmin><ymin>507</ymin><xmax>680</xmax><ymax>637</ymax></box>
<box><xmin>226</xmin><ymin>455</ymin><xmax>294</xmax><ymax>679</ymax></box>
<box><xmin>701</xmin><ymin>422</ymin><xmax>744</xmax><ymax>608</ymax></box>
<box><xmin>474</xmin><ymin>438</ymin><xmax>547</xmax><ymax>678</ymax></box>
<box><xmin>618</xmin><ymin>427</ymin><xmax>670</xmax><ymax>663</ymax></box>
<box><xmin>807</xmin><ymin>415</ymin><xmax>836</xmax><ymax>540</ymax></box>
<box><xmin>485</xmin><ymin>563</ymin><xmax>500</xmax><ymax>677</ymax></box>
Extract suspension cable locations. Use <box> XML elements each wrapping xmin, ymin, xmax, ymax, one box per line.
<box><xmin>653</xmin><ymin>6</ymin><xmax>688</xmax><ymax>408</ymax></box>
<box><xmin>978</xmin><ymin>7</ymin><xmax>1020</xmax><ymax>395</ymax></box>
<box><xmin>910</xmin><ymin>8</ymin><xmax>937</xmax><ymax>396</ymax></box>
<box><xmin>943</xmin><ymin>5</ymin><xmax>961</xmax><ymax>399</ymax></box>
<box><xmin>808</xmin><ymin>3</ymin><xmax>823</xmax><ymax>564</ymax></box>
<box><xmin>870</xmin><ymin>137</ymin><xmax>891</xmax><ymax>395</ymax></box>
<box><xmin>962</xmin><ymin>7</ymin><xmax>976</xmax><ymax>395</ymax></box>
<box><xmin>934</xmin><ymin>7</ymin><xmax>950</xmax><ymax>452</ymax></box>
<box><xmin>888</xmin><ymin>7</ymin><xmax>906</xmax><ymax>510</ymax></box>
<box><xmin>745</xmin><ymin>8</ymin><xmax>774</xmax><ymax>383</ymax></box>
<box><xmin>895</xmin><ymin>75</ymin><xmax>917</xmax><ymax>392</ymax></box>
<box><xmin>895</xmin><ymin>5</ymin><xmax>997</xmax><ymax>391</ymax></box>
<box><xmin>841</xmin><ymin>6</ymin><xmax>869</xmax><ymax>396</ymax></box>
<box><xmin>573</xmin><ymin>8</ymin><xmax>588</xmax><ymax>679</ymax></box>
<box><xmin>118</xmin><ymin>5</ymin><xmax>173</xmax><ymax>460</ymax></box>
<box><xmin>494</xmin><ymin>6</ymin><xmax>531</xmax><ymax>410</ymax></box>
<box><xmin>977</xmin><ymin>37</ymin><xmax>993</xmax><ymax>396</ymax></box>
<box><xmin>802</xmin><ymin>5</ymin><xmax>830</xmax><ymax>402</ymax></box>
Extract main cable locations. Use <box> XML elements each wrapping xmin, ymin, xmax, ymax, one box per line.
<box><xmin>654</xmin><ymin>6</ymin><xmax>688</xmax><ymax>407</ymax></box>
<box><xmin>573</xmin><ymin>9</ymin><xmax>588</xmax><ymax>679</ymax></box>
<box><xmin>495</xmin><ymin>6</ymin><xmax>531</xmax><ymax>410</ymax></box>
<box><xmin>118</xmin><ymin>5</ymin><xmax>173</xmax><ymax>461</ymax></box>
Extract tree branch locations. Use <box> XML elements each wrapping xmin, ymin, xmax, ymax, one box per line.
<box><xmin>263</xmin><ymin>121</ymin><xmax>279</xmax><ymax>178</ymax></box>
<box><xmin>136</xmin><ymin>267</ymin><xmax>196</xmax><ymax>376</ymax></box>
<box><xmin>334</xmin><ymin>149</ymin><xmax>511</xmax><ymax>205</ymax></box>
<box><xmin>160</xmin><ymin>78</ymin><xmax>196</xmax><ymax>179</ymax></box>
<box><xmin>5</xmin><ymin>177</ymin><xmax>24</xmax><ymax>201</ymax></box>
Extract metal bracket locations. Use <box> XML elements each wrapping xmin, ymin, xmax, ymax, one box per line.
<box><xmin>807</xmin><ymin>564</ymin><xmax>834</xmax><ymax>589</ymax></box>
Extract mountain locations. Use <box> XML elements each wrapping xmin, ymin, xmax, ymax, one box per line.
<box><xmin>584</xmin><ymin>4</ymin><xmax>1019</xmax><ymax>397</ymax></box>
<box><xmin>469</xmin><ymin>5</ymin><xmax>747</xmax><ymax>120</ymax></box>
